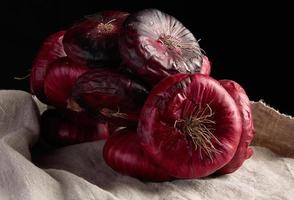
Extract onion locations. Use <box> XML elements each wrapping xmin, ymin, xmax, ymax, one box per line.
<box><xmin>103</xmin><ymin>128</ymin><xmax>172</xmax><ymax>181</ymax></box>
<box><xmin>68</xmin><ymin>68</ymin><xmax>148</xmax><ymax>121</ymax></box>
<box><xmin>138</xmin><ymin>73</ymin><xmax>242</xmax><ymax>178</ymax></box>
<box><xmin>30</xmin><ymin>31</ymin><xmax>66</xmax><ymax>103</ymax></box>
<box><xmin>63</xmin><ymin>11</ymin><xmax>129</xmax><ymax>67</ymax></box>
<box><xmin>44</xmin><ymin>57</ymin><xmax>89</xmax><ymax>108</ymax></box>
<box><xmin>40</xmin><ymin>109</ymin><xmax>109</xmax><ymax>146</ymax></box>
<box><xmin>217</xmin><ymin>80</ymin><xmax>255</xmax><ymax>174</ymax></box>
<box><xmin>119</xmin><ymin>9</ymin><xmax>207</xmax><ymax>85</ymax></box>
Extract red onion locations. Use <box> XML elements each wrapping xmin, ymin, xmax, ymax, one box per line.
<box><xmin>30</xmin><ymin>31</ymin><xmax>66</xmax><ymax>103</ymax></box>
<box><xmin>119</xmin><ymin>9</ymin><xmax>206</xmax><ymax>85</ymax></box>
<box><xmin>44</xmin><ymin>57</ymin><xmax>89</xmax><ymax>108</ymax></box>
<box><xmin>69</xmin><ymin>68</ymin><xmax>148</xmax><ymax>121</ymax></box>
<box><xmin>138</xmin><ymin>74</ymin><xmax>242</xmax><ymax>178</ymax></box>
<box><xmin>63</xmin><ymin>11</ymin><xmax>129</xmax><ymax>67</ymax></box>
<box><xmin>103</xmin><ymin>129</ymin><xmax>172</xmax><ymax>181</ymax></box>
<box><xmin>217</xmin><ymin>80</ymin><xmax>255</xmax><ymax>174</ymax></box>
<box><xmin>40</xmin><ymin>109</ymin><xmax>109</xmax><ymax>146</ymax></box>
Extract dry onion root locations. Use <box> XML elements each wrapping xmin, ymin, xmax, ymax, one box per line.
<box><xmin>174</xmin><ymin>104</ymin><xmax>221</xmax><ymax>161</ymax></box>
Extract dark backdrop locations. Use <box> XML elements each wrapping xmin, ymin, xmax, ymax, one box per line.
<box><xmin>1</xmin><ymin>1</ymin><xmax>293</xmax><ymax>115</ymax></box>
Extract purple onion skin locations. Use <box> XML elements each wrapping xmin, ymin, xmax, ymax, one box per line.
<box><xmin>44</xmin><ymin>57</ymin><xmax>89</xmax><ymax>108</ymax></box>
<box><xmin>40</xmin><ymin>109</ymin><xmax>109</xmax><ymax>146</ymax></box>
<box><xmin>63</xmin><ymin>11</ymin><xmax>129</xmax><ymax>68</ymax></box>
<box><xmin>71</xmin><ymin>68</ymin><xmax>149</xmax><ymax>119</ymax></box>
<box><xmin>103</xmin><ymin>129</ymin><xmax>172</xmax><ymax>181</ymax></box>
<box><xmin>30</xmin><ymin>31</ymin><xmax>66</xmax><ymax>103</ymax></box>
<box><xmin>217</xmin><ymin>80</ymin><xmax>255</xmax><ymax>174</ymax></box>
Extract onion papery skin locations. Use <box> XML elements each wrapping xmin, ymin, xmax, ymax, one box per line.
<box><xmin>44</xmin><ymin>57</ymin><xmax>89</xmax><ymax>108</ymax></box>
<box><xmin>200</xmin><ymin>56</ymin><xmax>211</xmax><ymax>75</ymax></box>
<box><xmin>103</xmin><ymin>129</ymin><xmax>172</xmax><ymax>181</ymax></box>
<box><xmin>63</xmin><ymin>11</ymin><xmax>129</xmax><ymax>67</ymax></box>
<box><xmin>30</xmin><ymin>31</ymin><xmax>66</xmax><ymax>103</ymax></box>
<box><xmin>138</xmin><ymin>73</ymin><xmax>242</xmax><ymax>178</ymax></box>
<box><xmin>119</xmin><ymin>9</ymin><xmax>204</xmax><ymax>85</ymax></box>
<box><xmin>40</xmin><ymin>109</ymin><xmax>109</xmax><ymax>146</ymax></box>
<box><xmin>70</xmin><ymin>68</ymin><xmax>148</xmax><ymax>120</ymax></box>
<box><xmin>217</xmin><ymin>80</ymin><xmax>255</xmax><ymax>174</ymax></box>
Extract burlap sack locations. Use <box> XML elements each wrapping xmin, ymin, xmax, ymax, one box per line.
<box><xmin>1</xmin><ymin>90</ymin><xmax>293</xmax><ymax>200</ymax></box>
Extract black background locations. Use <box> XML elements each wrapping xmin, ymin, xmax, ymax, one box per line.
<box><xmin>1</xmin><ymin>1</ymin><xmax>293</xmax><ymax>115</ymax></box>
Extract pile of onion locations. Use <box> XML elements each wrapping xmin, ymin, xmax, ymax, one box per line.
<box><xmin>30</xmin><ymin>9</ymin><xmax>254</xmax><ymax>181</ymax></box>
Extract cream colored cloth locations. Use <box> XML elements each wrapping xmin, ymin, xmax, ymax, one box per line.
<box><xmin>0</xmin><ymin>90</ymin><xmax>294</xmax><ymax>200</ymax></box>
